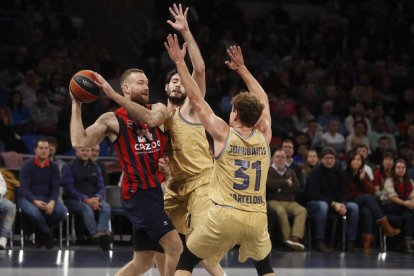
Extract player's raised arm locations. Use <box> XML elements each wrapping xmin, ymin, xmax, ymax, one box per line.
<box><xmin>164</xmin><ymin>34</ymin><xmax>228</xmax><ymax>144</ymax></box>
<box><xmin>167</xmin><ymin>3</ymin><xmax>205</xmax><ymax>96</ymax></box>
<box><xmin>225</xmin><ymin>45</ymin><xmax>272</xmax><ymax>143</ymax></box>
<box><xmin>94</xmin><ymin>72</ymin><xmax>167</xmax><ymax>128</ymax></box>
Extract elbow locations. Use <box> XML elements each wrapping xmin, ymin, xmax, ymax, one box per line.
<box><xmin>193</xmin><ymin>63</ymin><xmax>205</xmax><ymax>74</ymax></box>
<box><xmin>71</xmin><ymin>139</ymin><xmax>87</xmax><ymax>149</ymax></box>
<box><xmin>145</xmin><ymin>117</ymin><xmax>164</xmax><ymax>128</ymax></box>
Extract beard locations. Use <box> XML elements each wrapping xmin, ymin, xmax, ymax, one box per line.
<box><xmin>132</xmin><ymin>95</ymin><xmax>148</xmax><ymax>105</ymax></box>
<box><xmin>167</xmin><ymin>89</ymin><xmax>186</xmax><ymax>105</ymax></box>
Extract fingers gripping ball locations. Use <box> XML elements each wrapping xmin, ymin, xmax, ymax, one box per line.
<box><xmin>69</xmin><ymin>70</ymin><xmax>100</xmax><ymax>103</ymax></box>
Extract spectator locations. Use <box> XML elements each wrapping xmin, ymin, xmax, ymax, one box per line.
<box><xmin>322</xmin><ymin>119</ymin><xmax>346</xmax><ymax>153</ymax></box>
<box><xmin>90</xmin><ymin>144</ymin><xmax>110</xmax><ymax>187</ymax></box>
<box><xmin>0</xmin><ymin>106</ymin><xmax>28</xmax><ymax>153</ymax></box>
<box><xmin>396</xmin><ymin>110</ymin><xmax>414</xmax><ymax>139</ymax></box>
<box><xmin>8</xmin><ymin>90</ymin><xmax>29</xmax><ymax>131</ymax></box>
<box><xmin>317</xmin><ymin>100</ymin><xmax>346</xmax><ymax>135</ymax></box>
<box><xmin>282</xmin><ymin>139</ymin><xmax>305</xmax><ymax>192</ymax></box>
<box><xmin>302</xmin><ymin>149</ymin><xmax>319</xmax><ymax>182</ymax></box>
<box><xmin>44</xmin><ymin>136</ymin><xmax>66</xmax><ymax>175</ymax></box>
<box><xmin>373</xmin><ymin>151</ymin><xmax>395</xmax><ymax>198</ymax></box>
<box><xmin>27</xmin><ymin>88</ymin><xmax>58</xmax><ymax>134</ymax></box>
<box><xmin>355</xmin><ymin>144</ymin><xmax>375</xmax><ymax>181</ymax></box>
<box><xmin>344</xmin><ymin>102</ymin><xmax>372</xmax><ymax>135</ymax></box>
<box><xmin>369</xmin><ymin>118</ymin><xmax>397</xmax><ymax>152</ymax></box>
<box><xmin>346</xmin><ymin>120</ymin><xmax>370</xmax><ymax>153</ymax></box>
<box><xmin>381</xmin><ymin>159</ymin><xmax>414</xmax><ymax>253</ymax></box>
<box><xmin>18</xmin><ymin>138</ymin><xmax>68</xmax><ymax>249</ymax></box>
<box><xmin>0</xmin><ymin>170</ymin><xmax>16</xmax><ymax>250</ymax></box>
<box><xmin>345</xmin><ymin>152</ymin><xmax>400</xmax><ymax>253</ymax></box>
<box><xmin>372</xmin><ymin>103</ymin><xmax>398</xmax><ymax>136</ymax></box>
<box><xmin>369</xmin><ymin>136</ymin><xmax>394</xmax><ymax>166</ymax></box>
<box><xmin>62</xmin><ymin>147</ymin><xmax>111</xmax><ymax>250</ymax></box>
<box><xmin>14</xmin><ymin>69</ymin><xmax>39</xmax><ymax>108</ymax></box>
<box><xmin>304</xmin><ymin>146</ymin><xmax>359</xmax><ymax>252</ymax></box>
<box><xmin>304</xmin><ymin>119</ymin><xmax>324</xmax><ymax>150</ymax></box>
<box><xmin>266</xmin><ymin>149</ymin><xmax>306</xmax><ymax>251</ymax></box>
<box><xmin>398</xmin><ymin>142</ymin><xmax>413</xmax><ymax>169</ymax></box>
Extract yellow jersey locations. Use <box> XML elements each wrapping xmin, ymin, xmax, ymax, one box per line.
<box><xmin>210</xmin><ymin>127</ymin><xmax>270</xmax><ymax>213</ymax></box>
<box><xmin>164</xmin><ymin>108</ymin><xmax>213</xmax><ymax>187</ymax></box>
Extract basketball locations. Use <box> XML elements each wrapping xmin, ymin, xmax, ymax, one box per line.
<box><xmin>69</xmin><ymin>70</ymin><xmax>100</xmax><ymax>103</ymax></box>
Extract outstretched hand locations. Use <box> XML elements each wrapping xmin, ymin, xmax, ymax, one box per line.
<box><xmin>225</xmin><ymin>45</ymin><xmax>245</xmax><ymax>71</ymax></box>
<box><xmin>164</xmin><ymin>34</ymin><xmax>187</xmax><ymax>64</ymax></box>
<box><xmin>93</xmin><ymin>72</ymin><xmax>118</xmax><ymax>100</ymax></box>
<box><xmin>167</xmin><ymin>3</ymin><xmax>189</xmax><ymax>32</ymax></box>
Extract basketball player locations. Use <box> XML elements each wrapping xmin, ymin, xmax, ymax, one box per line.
<box><xmin>165</xmin><ymin>35</ymin><xmax>275</xmax><ymax>275</ymax></box>
<box><xmin>70</xmin><ymin>69</ymin><xmax>182</xmax><ymax>276</ymax></box>
<box><xmin>163</xmin><ymin>4</ymin><xmax>224</xmax><ymax>275</ymax></box>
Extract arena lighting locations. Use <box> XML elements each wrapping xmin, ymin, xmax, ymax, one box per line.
<box><xmin>63</xmin><ymin>250</ymin><xmax>70</xmax><ymax>276</ymax></box>
<box><xmin>18</xmin><ymin>250</ymin><xmax>23</xmax><ymax>264</ymax></box>
<box><xmin>56</xmin><ymin>250</ymin><xmax>62</xmax><ymax>265</ymax></box>
<box><xmin>377</xmin><ymin>252</ymin><xmax>387</xmax><ymax>261</ymax></box>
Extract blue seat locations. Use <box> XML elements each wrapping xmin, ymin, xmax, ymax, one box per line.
<box><xmin>99</xmin><ymin>139</ymin><xmax>114</xmax><ymax>156</ymax></box>
<box><xmin>105</xmin><ymin>185</ymin><xmax>129</xmax><ymax>246</ymax></box>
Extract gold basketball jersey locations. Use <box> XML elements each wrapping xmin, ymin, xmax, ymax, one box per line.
<box><xmin>210</xmin><ymin>128</ymin><xmax>270</xmax><ymax>213</ymax></box>
<box><xmin>164</xmin><ymin>108</ymin><xmax>213</xmax><ymax>184</ymax></box>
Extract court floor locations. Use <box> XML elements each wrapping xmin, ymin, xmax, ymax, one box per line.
<box><xmin>1</xmin><ymin>245</ymin><xmax>413</xmax><ymax>276</ymax></box>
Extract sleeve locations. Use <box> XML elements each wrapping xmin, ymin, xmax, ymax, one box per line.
<box><xmin>362</xmin><ymin>175</ymin><xmax>375</xmax><ymax>195</ymax></box>
<box><xmin>62</xmin><ymin>163</ymin><xmax>87</xmax><ymax>201</ymax></box>
<box><xmin>373</xmin><ymin>169</ymin><xmax>382</xmax><ymax>188</ymax></box>
<box><xmin>0</xmin><ymin>172</ymin><xmax>6</xmax><ymax>197</ymax></box>
<box><xmin>290</xmin><ymin>170</ymin><xmax>300</xmax><ymax>192</ymax></box>
<box><xmin>409</xmin><ymin>180</ymin><xmax>414</xmax><ymax>200</ymax></box>
<box><xmin>49</xmin><ymin>163</ymin><xmax>60</xmax><ymax>202</ymax></box>
<box><xmin>94</xmin><ymin>165</ymin><xmax>105</xmax><ymax>199</ymax></box>
<box><xmin>19</xmin><ymin>161</ymin><xmax>36</xmax><ymax>203</ymax></box>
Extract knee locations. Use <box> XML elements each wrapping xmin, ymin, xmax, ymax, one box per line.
<box><xmin>101</xmin><ymin>201</ymin><xmax>111</xmax><ymax>212</ymax></box>
<box><xmin>313</xmin><ymin>201</ymin><xmax>328</xmax><ymax>214</ymax></box>
<box><xmin>347</xmin><ymin>202</ymin><xmax>359</xmax><ymax>214</ymax></box>
<box><xmin>176</xmin><ymin>244</ymin><xmax>202</xmax><ymax>272</ymax></box>
<box><xmin>6</xmin><ymin>202</ymin><xmax>16</xmax><ymax>215</ymax></box>
<box><xmin>163</xmin><ymin>232</ymin><xmax>183</xmax><ymax>257</ymax></box>
<box><xmin>298</xmin><ymin>206</ymin><xmax>307</xmax><ymax>216</ymax></box>
<box><xmin>274</xmin><ymin>206</ymin><xmax>287</xmax><ymax>218</ymax></box>
<box><xmin>253</xmin><ymin>254</ymin><xmax>274</xmax><ymax>275</ymax></box>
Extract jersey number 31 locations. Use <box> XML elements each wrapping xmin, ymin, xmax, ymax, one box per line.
<box><xmin>233</xmin><ymin>159</ymin><xmax>261</xmax><ymax>191</ymax></box>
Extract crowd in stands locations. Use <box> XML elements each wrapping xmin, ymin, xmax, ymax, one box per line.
<box><xmin>0</xmin><ymin>0</ymin><xmax>414</xmax><ymax>253</ymax></box>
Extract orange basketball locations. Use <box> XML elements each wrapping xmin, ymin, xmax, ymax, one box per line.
<box><xmin>69</xmin><ymin>70</ymin><xmax>100</xmax><ymax>103</ymax></box>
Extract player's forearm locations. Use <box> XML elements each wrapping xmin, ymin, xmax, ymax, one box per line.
<box><xmin>111</xmin><ymin>93</ymin><xmax>164</xmax><ymax>127</ymax></box>
<box><xmin>181</xmin><ymin>30</ymin><xmax>206</xmax><ymax>96</ymax></box>
<box><xmin>181</xmin><ymin>30</ymin><xmax>205</xmax><ymax>74</ymax></box>
<box><xmin>176</xmin><ymin>60</ymin><xmax>203</xmax><ymax>106</ymax></box>
<box><xmin>70</xmin><ymin>104</ymin><xmax>88</xmax><ymax>147</ymax></box>
<box><xmin>236</xmin><ymin>65</ymin><xmax>268</xmax><ymax>103</ymax></box>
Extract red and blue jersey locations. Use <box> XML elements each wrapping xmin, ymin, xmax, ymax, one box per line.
<box><xmin>113</xmin><ymin>106</ymin><xmax>166</xmax><ymax>200</ymax></box>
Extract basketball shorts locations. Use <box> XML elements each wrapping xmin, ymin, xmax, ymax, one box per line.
<box><xmin>164</xmin><ymin>171</ymin><xmax>213</xmax><ymax>235</ymax></box>
<box><xmin>186</xmin><ymin>205</ymin><xmax>272</xmax><ymax>266</ymax></box>
<box><xmin>122</xmin><ymin>186</ymin><xmax>175</xmax><ymax>252</ymax></box>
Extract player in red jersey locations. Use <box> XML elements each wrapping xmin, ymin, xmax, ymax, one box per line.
<box><xmin>70</xmin><ymin>68</ymin><xmax>182</xmax><ymax>276</ymax></box>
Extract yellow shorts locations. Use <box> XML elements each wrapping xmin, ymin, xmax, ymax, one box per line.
<box><xmin>187</xmin><ymin>205</ymin><xmax>271</xmax><ymax>266</ymax></box>
<box><xmin>164</xmin><ymin>172</ymin><xmax>213</xmax><ymax>235</ymax></box>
